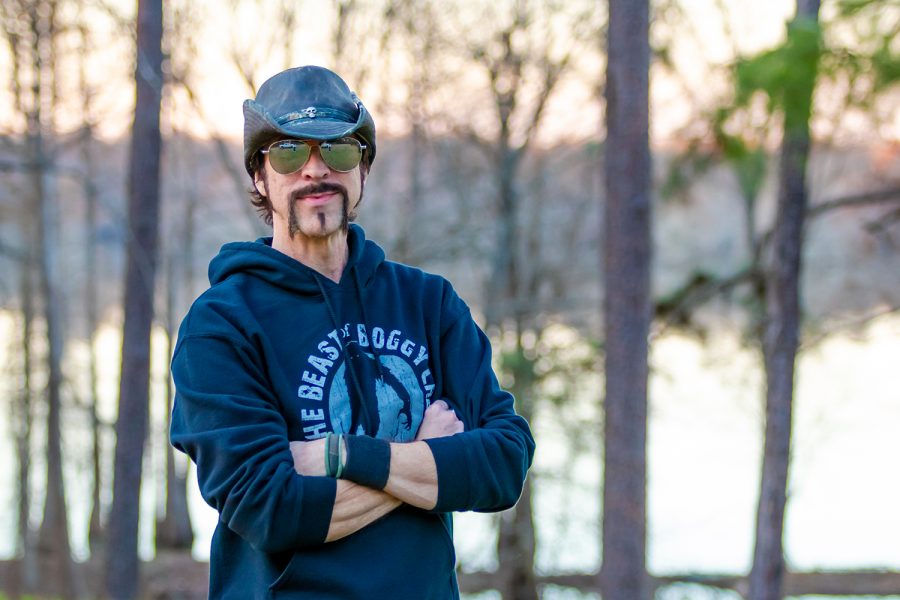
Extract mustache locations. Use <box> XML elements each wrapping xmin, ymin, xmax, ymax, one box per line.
<box><xmin>290</xmin><ymin>182</ymin><xmax>349</xmax><ymax>201</ymax></box>
<box><xmin>287</xmin><ymin>182</ymin><xmax>350</xmax><ymax>238</ymax></box>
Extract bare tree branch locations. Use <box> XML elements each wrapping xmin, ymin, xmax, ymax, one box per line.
<box><xmin>808</xmin><ymin>187</ymin><xmax>900</xmax><ymax>218</ymax></box>
<box><xmin>800</xmin><ymin>302</ymin><xmax>900</xmax><ymax>351</ymax></box>
<box><xmin>865</xmin><ymin>206</ymin><xmax>900</xmax><ymax>234</ymax></box>
<box><xmin>654</xmin><ymin>265</ymin><xmax>759</xmax><ymax>331</ymax></box>
<box><xmin>172</xmin><ymin>73</ymin><xmax>267</xmax><ymax>235</ymax></box>
<box><xmin>656</xmin><ymin>184</ymin><xmax>900</xmax><ymax>331</ymax></box>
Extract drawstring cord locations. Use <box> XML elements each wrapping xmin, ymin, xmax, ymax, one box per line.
<box><xmin>313</xmin><ymin>269</ymin><xmax>377</xmax><ymax>435</ymax></box>
<box><xmin>354</xmin><ymin>268</ymin><xmax>385</xmax><ymax>379</ymax></box>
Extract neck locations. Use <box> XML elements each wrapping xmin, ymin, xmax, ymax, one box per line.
<box><xmin>272</xmin><ymin>227</ymin><xmax>350</xmax><ymax>283</ymax></box>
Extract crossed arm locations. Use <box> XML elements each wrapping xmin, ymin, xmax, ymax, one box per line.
<box><xmin>289</xmin><ymin>399</ymin><xmax>464</xmax><ymax>542</ymax></box>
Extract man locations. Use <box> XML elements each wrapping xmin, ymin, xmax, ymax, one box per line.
<box><xmin>170</xmin><ymin>65</ymin><xmax>535</xmax><ymax>599</ymax></box>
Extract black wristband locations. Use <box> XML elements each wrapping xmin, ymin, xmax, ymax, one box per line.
<box><xmin>340</xmin><ymin>434</ymin><xmax>391</xmax><ymax>490</ymax></box>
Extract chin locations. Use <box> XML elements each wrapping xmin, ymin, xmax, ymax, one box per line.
<box><xmin>289</xmin><ymin>215</ymin><xmax>346</xmax><ymax>239</ymax></box>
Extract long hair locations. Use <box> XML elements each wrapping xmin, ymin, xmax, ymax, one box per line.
<box><xmin>248</xmin><ymin>154</ymin><xmax>275</xmax><ymax>226</ymax></box>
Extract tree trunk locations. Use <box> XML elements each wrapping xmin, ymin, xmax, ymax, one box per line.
<box><xmin>11</xmin><ymin>234</ymin><xmax>37</xmax><ymax>599</ymax></box>
<box><xmin>748</xmin><ymin>3</ymin><xmax>821</xmax><ymax>600</ymax></box>
<box><xmin>2</xmin><ymin>3</ymin><xmax>54</xmax><ymax>593</ymax></box>
<box><xmin>495</xmin><ymin>336</ymin><xmax>537</xmax><ymax>600</ymax></box>
<box><xmin>83</xmin><ymin>121</ymin><xmax>105</xmax><ymax>558</ymax></box>
<box><xmin>33</xmin><ymin>113</ymin><xmax>76</xmax><ymax>600</ymax></box>
<box><xmin>484</xmin><ymin>142</ymin><xmax>521</xmax><ymax>328</ymax></box>
<box><xmin>392</xmin><ymin>117</ymin><xmax>424</xmax><ymax>263</ymax></box>
<box><xmin>26</xmin><ymin>3</ymin><xmax>76</xmax><ymax>591</ymax></box>
<box><xmin>496</xmin><ymin>478</ymin><xmax>538</xmax><ymax>600</ymax></box>
<box><xmin>155</xmin><ymin>240</ymin><xmax>193</xmax><ymax>552</ymax></box>
<box><xmin>104</xmin><ymin>0</ymin><xmax>164</xmax><ymax>597</ymax></box>
<box><xmin>601</xmin><ymin>0</ymin><xmax>652</xmax><ymax>599</ymax></box>
<box><xmin>477</xmin><ymin>8</ymin><xmax>574</xmax><ymax>593</ymax></box>
<box><xmin>487</xmin><ymin>140</ymin><xmax>537</xmax><ymax>600</ymax></box>
<box><xmin>77</xmin><ymin>11</ymin><xmax>106</xmax><ymax>559</ymax></box>
<box><xmin>157</xmin><ymin>136</ymin><xmax>196</xmax><ymax>552</ymax></box>
<box><xmin>87</xmin><ymin>169</ymin><xmax>105</xmax><ymax>559</ymax></box>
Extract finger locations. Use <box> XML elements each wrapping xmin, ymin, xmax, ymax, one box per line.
<box><xmin>431</xmin><ymin>399</ymin><xmax>449</xmax><ymax>411</ymax></box>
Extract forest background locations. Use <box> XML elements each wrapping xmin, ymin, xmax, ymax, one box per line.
<box><xmin>0</xmin><ymin>0</ymin><xmax>898</xmax><ymax>599</ymax></box>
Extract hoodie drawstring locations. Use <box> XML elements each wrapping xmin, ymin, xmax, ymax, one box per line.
<box><xmin>313</xmin><ymin>268</ymin><xmax>379</xmax><ymax>436</ymax></box>
<box><xmin>354</xmin><ymin>268</ymin><xmax>385</xmax><ymax>379</ymax></box>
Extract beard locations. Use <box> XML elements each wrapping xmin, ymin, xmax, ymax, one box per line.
<box><xmin>287</xmin><ymin>182</ymin><xmax>352</xmax><ymax>239</ymax></box>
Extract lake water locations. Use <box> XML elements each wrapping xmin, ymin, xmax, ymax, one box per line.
<box><xmin>1</xmin><ymin>312</ymin><xmax>898</xmax><ymax>598</ymax></box>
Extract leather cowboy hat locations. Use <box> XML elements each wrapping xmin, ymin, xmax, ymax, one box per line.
<box><xmin>243</xmin><ymin>65</ymin><xmax>376</xmax><ymax>176</ymax></box>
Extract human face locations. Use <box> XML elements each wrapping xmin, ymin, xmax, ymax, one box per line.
<box><xmin>255</xmin><ymin>139</ymin><xmax>366</xmax><ymax>241</ymax></box>
<box><xmin>262</xmin><ymin>138</ymin><xmax>366</xmax><ymax>174</ymax></box>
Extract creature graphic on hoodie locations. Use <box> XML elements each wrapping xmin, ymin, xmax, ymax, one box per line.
<box><xmin>311</xmin><ymin>330</ymin><xmax>428</xmax><ymax>442</ymax></box>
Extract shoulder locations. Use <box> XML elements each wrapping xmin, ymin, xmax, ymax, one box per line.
<box><xmin>176</xmin><ymin>276</ymin><xmax>254</xmax><ymax>345</ymax></box>
<box><xmin>378</xmin><ymin>260</ymin><xmax>471</xmax><ymax>324</ymax></box>
<box><xmin>379</xmin><ymin>260</ymin><xmax>458</xmax><ymax>297</ymax></box>
<box><xmin>379</xmin><ymin>259</ymin><xmax>447</xmax><ymax>286</ymax></box>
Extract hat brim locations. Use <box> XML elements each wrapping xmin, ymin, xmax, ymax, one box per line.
<box><xmin>243</xmin><ymin>100</ymin><xmax>368</xmax><ymax>174</ymax></box>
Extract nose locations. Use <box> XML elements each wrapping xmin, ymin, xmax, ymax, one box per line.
<box><xmin>299</xmin><ymin>145</ymin><xmax>330</xmax><ymax>179</ymax></box>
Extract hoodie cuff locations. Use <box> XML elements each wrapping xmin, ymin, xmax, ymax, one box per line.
<box><xmin>297</xmin><ymin>475</ymin><xmax>338</xmax><ymax>546</ymax></box>
<box><xmin>424</xmin><ymin>436</ymin><xmax>471</xmax><ymax>512</ymax></box>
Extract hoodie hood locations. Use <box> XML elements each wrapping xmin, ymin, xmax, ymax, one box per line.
<box><xmin>208</xmin><ymin>224</ymin><xmax>385</xmax><ymax>294</ymax></box>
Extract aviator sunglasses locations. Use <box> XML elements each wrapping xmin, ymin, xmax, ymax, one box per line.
<box><xmin>261</xmin><ymin>137</ymin><xmax>366</xmax><ymax>174</ymax></box>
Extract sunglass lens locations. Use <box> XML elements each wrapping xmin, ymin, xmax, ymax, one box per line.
<box><xmin>320</xmin><ymin>139</ymin><xmax>362</xmax><ymax>172</ymax></box>
<box><xmin>268</xmin><ymin>141</ymin><xmax>311</xmax><ymax>174</ymax></box>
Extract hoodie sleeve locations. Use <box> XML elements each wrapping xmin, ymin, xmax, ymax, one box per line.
<box><xmin>170</xmin><ymin>330</ymin><xmax>337</xmax><ymax>552</ymax></box>
<box><xmin>422</xmin><ymin>289</ymin><xmax>536</xmax><ymax>513</ymax></box>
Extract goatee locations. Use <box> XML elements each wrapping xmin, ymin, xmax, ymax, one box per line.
<box><xmin>288</xmin><ymin>182</ymin><xmax>350</xmax><ymax>238</ymax></box>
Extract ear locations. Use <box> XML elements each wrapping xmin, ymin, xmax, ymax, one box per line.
<box><xmin>253</xmin><ymin>169</ymin><xmax>268</xmax><ymax>198</ymax></box>
<box><xmin>359</xmin><ymin>164</ymin><xmax>369</xmax><ymax>188</ymax></box>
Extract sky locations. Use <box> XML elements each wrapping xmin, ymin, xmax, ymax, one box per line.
<box><xmin>4</xmin><ymin>0</ymin><xmax>809</xmax><ymax>144</ymax></box>
<box><xmin>4</xmin><ymin>0</ymin><xmax>894</xmax><ymax>148</ymax></box>
<box><xmin>177</xmin><ymin>0</ymin><xmax>797</xmax><ymax>144</ymax></box>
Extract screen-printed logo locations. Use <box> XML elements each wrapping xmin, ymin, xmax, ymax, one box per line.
<box><xmin>297</xmin><ymin>323</ymin><xmax>435</xmax><ymax>441</ymax></box>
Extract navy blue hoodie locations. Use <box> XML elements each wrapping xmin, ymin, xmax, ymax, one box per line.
<box><xmin>170</xmin><ymin>225</ymin><xmax>535</xmax><ymax>599</ymax></box>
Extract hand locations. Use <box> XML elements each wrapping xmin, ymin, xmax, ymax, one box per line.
<box><xmin>415</xmin><ymin>399</ymin><xmax>464</xmax><ymax>441</ymax></box>
<box><xmin>290</xmin><ymin>438</ymin><xmax>327</xmax><ymax>476</ymax></box>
